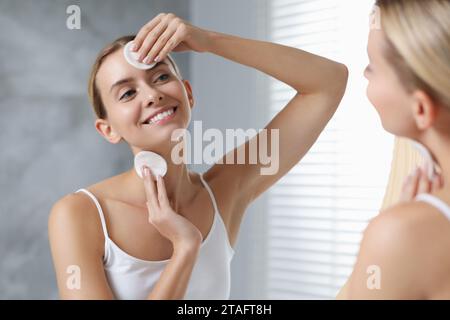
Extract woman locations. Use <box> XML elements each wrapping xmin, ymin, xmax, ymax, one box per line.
<box><xmin>338</xmin><ymin>0</ymin><xmax>450</xmax><ymax>299</ymax></box>
<box><xmin>48</xmin><ymin>13</ymin><xmax>348</xmax><ymax>299</ymax></box>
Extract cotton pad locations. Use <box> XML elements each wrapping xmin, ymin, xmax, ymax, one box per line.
<box><xmin>134</xmin><ymin>151</ymin><xmax>168</xmax><ymax>179</ymax></box>
<box><xmin>412</xmin><ymin>141</ymin><xmax>440</xmax><ymax>180</ymax></box>
<box><xmin>123</xmin><ymin>41</ymin><xmax>157</xmax><ymax>70</ymax></box>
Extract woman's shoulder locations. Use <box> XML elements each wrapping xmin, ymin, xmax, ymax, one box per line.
<box><xmin>376</xmin><ymin>197</ymin><xmax>450</xmax><ymax>232</ymax></box>
<box><xmin>362</xmin><ymin>199</ymin><xmax>450</xmax><ymax>270</ymax></box>
<box><xmin>49</xmin><ymin>191</ymin><xmax>102</xmax><ymax>232</ymax></box>
<box><xmin>355</xmin><ymin>197</ymin><xmax>450</xmax><ymax>297</ymax></box>
<box><xmin>48</xmin><ymin>191</ymin><xmax>109</xmax><ymax>284</ymax></box>
<box><xmin>50</xmin><ymin>170</ymin><xmax>147</xmax><ymax>228</ymax></box>
<box><xmin>73</xmin><ymin>170</ymin><xmax>130</xmax><ymax>202</ymax></box>
<box><xmin>48</xmin><ymin>177</ymin><xmax>118</xmax><ymax>247</ymax></box>
<box><xmin>50</xmin><ymin>178</ymin><xmax>110</xmax><ymax>216</ymax></box>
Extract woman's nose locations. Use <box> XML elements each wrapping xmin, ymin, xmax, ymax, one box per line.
<box><xmin>143</xmin><ymin>88</ymin><xmax>164</xmax><ymax>107</ymax></box>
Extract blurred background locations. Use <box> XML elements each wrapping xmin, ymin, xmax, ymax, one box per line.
<box><xmin>0</xmin><ymin>0</ymin><xmax>394</xmax><ymax>299</ymax></box>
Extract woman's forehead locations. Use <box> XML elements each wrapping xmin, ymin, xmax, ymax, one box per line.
<box><xmin>96</xmin><ymin>50</ymin><xmax>174</xmax><ymax>91</ymax></box>
<box><xmin>367</xmin><ymin>30</ymin><xmax>385</xmax><ymax>62</ymax></box>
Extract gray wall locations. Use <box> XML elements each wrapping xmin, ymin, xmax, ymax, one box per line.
<box><xmin>190</xmin><ymin>0</ymin><xmax>269</xmax><ymax>299</ymax></box>
<box><xmin>0</xmin><ymin>0</ymin><xmax>190</xmax><ymax>299</ymax></box>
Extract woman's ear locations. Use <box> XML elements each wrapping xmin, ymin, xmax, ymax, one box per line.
<box><xmin>95</xmin><ymin>118</ymin><xmax>122</xmax><ymax>144</ymax></box>
<box><xmin>183</xmin><ymin>80</ymin><xmax>195</xmax><ymax>109</ymax></box>
<box><xmin>411</xmin><ymin>90</ymin><xmax>438</xmax><ymax>131</ymax></box>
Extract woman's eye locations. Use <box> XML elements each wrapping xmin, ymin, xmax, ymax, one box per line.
<box><xmin>156</xmin><ymin>74</ymin><xmax>169</xmax><ymax>82</ymax></box>
<box><xmin>119</xmin><ymin>89</ymin><xmax>136</xmax><ymax>101</ymax></box>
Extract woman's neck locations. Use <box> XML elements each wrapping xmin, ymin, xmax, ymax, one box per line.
<box><xmin>125</xmin><ymin>162</ymin><xmax>198</xmax><ymax>212</ymax></box>
<box><xmin>423</xmin><ymin>131</ymin><xmax>450</xmax><ymax>193</ymax></box>
<box><xmin>125</xmin><ymin>144</ymin><xmax>199</xmax><ymax>212</ymax></box>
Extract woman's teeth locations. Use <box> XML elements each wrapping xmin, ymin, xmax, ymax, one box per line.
<box><xmin>147</xmin><ymin>107</ymin><xmax>175</xmax><ymax>124</ymax></box>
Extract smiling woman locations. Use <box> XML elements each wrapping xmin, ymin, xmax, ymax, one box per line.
<box><xmin>48</xmin><ymin>13</ymin><xmax>347</xmax><ymax>300</ymax></box>
<box><xmin>88</xmin><ymin>36</ymin><xmax>183</xmax><ymax>121</ymax></box>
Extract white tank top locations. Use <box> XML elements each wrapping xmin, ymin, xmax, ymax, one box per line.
<box><xmin>415</xmin><ymin>193</ymin><xmax>450</xmax><ymax>220</ymax></box>
<box><xmin>75</xmin><ymin>174</ymin><xmax>234</xmax><ymax>300</ymax></box>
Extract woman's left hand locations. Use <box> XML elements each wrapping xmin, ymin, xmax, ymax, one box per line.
<box><xmin>399</xmin><ymin>165</ymin><xmax>443</xmax><ymax>203</ymax></box>
<box><xmin>131</xmin><ymin>13</ymin><xmax>212</xmax><ymax>65</ymax></box>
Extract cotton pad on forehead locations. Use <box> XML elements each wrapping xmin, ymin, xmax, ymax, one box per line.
<box><xmin>134</xmin><ymin>151</ymin><xmax>168</xmax><ymax>179</ymax></box>
<box><xmin>123</xmin><ymin>41</ymin><xmax>157</xmax><ymax>70</ymax></box>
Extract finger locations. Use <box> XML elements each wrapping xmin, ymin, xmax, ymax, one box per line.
<box><xmin>431</xmin><ymin>174</ymin><xmax>441</xmax><ymax>192</ymax></box>
<box><xmin>417</xmin><ymin>167</ymin><xmax>431</xmax><ymax>194</ymax></box>
<box><xmin>143</xmin><ymin>167</ymin><xmax>160</xmax><ymax>209</ymax></box>
<box><xmin>156</xmin><ymin>175</ymin><xmax>170</xmax><ymax>208</ymax></box>
<box><xmin>144</xmin><ymin>24</ymin><xmax>177</xmax><ymax>64</ymax></box>
<box><xmin>156</xmin><ymin>25</ymin><xmax>184</xmax><ymax>63</ymax></box>
<box><xmin>156</xmin><ymin>176</ymin><xmax>170</xmax><ymax>207</ymax></box>
<box><xmin>400</xmin><ymin>168</ymin><xmax>420</xmax><ymax>202</ymax></box>
<box><xmin>137</xmin><ymin>19</ymin><xmax>170</xmax><ymax>62</ymax></box>
<box><xmin>133</xmin><ymin>13</ymin><xmax>166</xmax><ymax>51</ymax></box>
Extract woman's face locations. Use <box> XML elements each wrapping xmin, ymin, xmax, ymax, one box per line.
<box><xmin>95</xmin><ymin>49</ymin><xmax>193</xmax><ymax>152</ymax></box>
<box><xmin>364</xmin><ymin>30</ymin><xmax>417</xmax><ymax>137</ymax></box>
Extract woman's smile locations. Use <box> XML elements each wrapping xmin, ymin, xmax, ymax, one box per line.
<box><xmin>142</xmin><ymin>106</ymin><xmax>178</xmax><ymax>126</ymax></box>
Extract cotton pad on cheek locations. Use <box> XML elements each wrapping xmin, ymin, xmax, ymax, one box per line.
<box><xmin>134</xmin><ymin>151</ymin><xmax>168</xmax><ymax>179</ymax></box>
<box><xmin>123</xmin><ymin>41</ymin><xmax>157</xmax><ymax>70</ymax></box>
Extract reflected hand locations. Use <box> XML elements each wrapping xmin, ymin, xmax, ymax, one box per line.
<box><xmin>399</xmin><ymin>165</ymin><xmax>443</xmax><ymax>203</ymax></box>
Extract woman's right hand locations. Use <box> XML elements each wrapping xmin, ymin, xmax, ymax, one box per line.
<box><xmin>399</xmin><ymin>165</ymin><xmax>444</xmax><ymax>203</ymax></box>
<box><xmin>142</xmin><ymin>166</ymin><xmax>203</xmax><ymax>250</ymax></box>
<box><xmin>131</xmin><ymin>13</ymin><xmax>212</xmax><ymax>65</ymax></box>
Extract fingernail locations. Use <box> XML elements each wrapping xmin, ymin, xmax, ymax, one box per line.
<box><xmin>143</xmin><ymin>56</ymin><xmax>152</xmax><ymax>64</ymax></box>
<box><xmin>154</xmin><ymin>55</ymin><xmax>160</xmax><ymax>62</ymax></box>
<box><xmin>144</xmin><ymin>167</ymin><xmax>150</xmax><ymax>177</ymax></box>
<box><xmin>131</xmin><ymin>42</ymin><xmax>138</xmax><ymax>51</ymax></box>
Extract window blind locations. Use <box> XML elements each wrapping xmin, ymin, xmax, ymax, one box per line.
<box><xmin>266</xmin><ymin>0</ymin><xmax>394</xmax><ymax>299</ymax></box>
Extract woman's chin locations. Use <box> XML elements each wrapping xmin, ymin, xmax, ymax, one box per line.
<box><xmin>140</xmin><ymin>123</ymin><xmax>187</xmax><ymax>147</ymax></box>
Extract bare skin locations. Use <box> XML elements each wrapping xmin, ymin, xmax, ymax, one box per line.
<box><xmin>336</xmin><ymin>29</ymin><xmax>450</xmax><ymax>299</ymax></box>
<box><xmin>49</xmin><ymin>13</ymin><xmax>348</xmax><ymax>299</ymax></box>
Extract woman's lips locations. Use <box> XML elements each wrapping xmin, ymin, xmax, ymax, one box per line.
<box><xmin>143</xmin><ymin>106</ymin><xmax>178</xmax><ymax>126</ymax></box>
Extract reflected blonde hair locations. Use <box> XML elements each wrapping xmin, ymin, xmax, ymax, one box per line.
<box><xmin>376</xmin><ymin>0</ymin><xmax>450</xmax><ymax>109</ymax></box>
<box><xmin>87</xmin><ymin>35</ymin><xmax>182</xmax><ymax>119</ymax></box>
<box><xmin>377</xmin><ymin>0</ymin><xmax>450</xmax><ymax>209</ymax></box>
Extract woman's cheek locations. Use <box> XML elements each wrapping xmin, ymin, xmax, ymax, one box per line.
<box><xmin>366</xmin><ymin>79</ymin><xmax>395</xmax><ymax>130</ymax></box>
<box><xmin>121</xmin><ymin>102</ymin><xmax>141</xmax><ymax>124</ymax></box>
<box><xmin>366</xmin><ymin>81</ymin><xmax>384</xmax><ymax>115</ymax></box>
<box><xmin>367</xmin><ymin>79</ymin><xmax>416</xmax><ymax>136</ymax></box>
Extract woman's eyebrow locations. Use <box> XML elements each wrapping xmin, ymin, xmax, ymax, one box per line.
<box><xmin>110</xmin><ymin>77</ymin><xmax>134</xmax><ymax>93</ymax></box>
<box><xmin>109</xmin><ymin>62</ymin><xmax>169</xmax><ymax>93</ymax></box>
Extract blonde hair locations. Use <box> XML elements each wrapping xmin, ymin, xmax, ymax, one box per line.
<box><xmin>376</xmin><ymin>0</ymin><xmax>450</xmax><ymax>109</ymax></box>
<box><xmin>88</xmin><ymin>35</ymin><xmax>182</xmax><ymax>119</ymax></box>
<box><xmin>376</xmin><ymin>1</ymin><xmax>450</xmax><ymax>208</ymax></box>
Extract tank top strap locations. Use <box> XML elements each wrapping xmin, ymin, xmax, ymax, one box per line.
<box><xmin>415</xmin><ymin>193</ymin><xmax>450</xmax><ymax>221</ymax></box>
<box><xmin>75</xmin><ymin>188</ymin><xmax>110</xmax><ymax>239</ymax></box>
<box><xmin>199</xmin><ymin>174</ymin><xmax>219</xmax><ymax>214</ymax></box>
